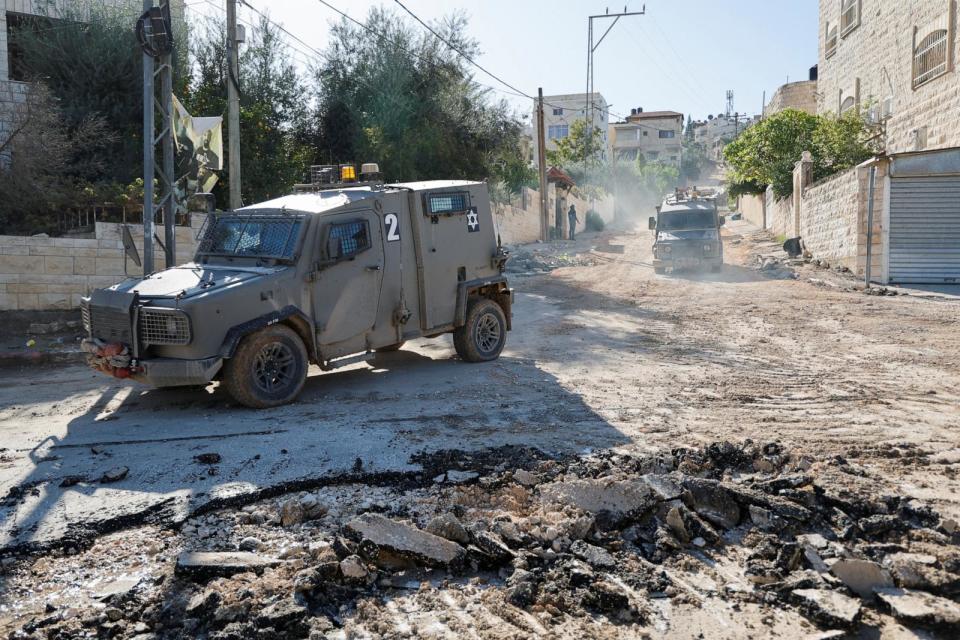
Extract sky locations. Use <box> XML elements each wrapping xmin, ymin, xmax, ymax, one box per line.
<box><xmin>188</xmin><ymin>0</ymin><xmax>818</xmax><ymax>124</ymax></box>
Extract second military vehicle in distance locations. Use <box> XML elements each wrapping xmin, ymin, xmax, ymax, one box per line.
<box><xmin>649</xmin><ymin>188</ymin><xmax>725</xmax><ymax>274</ymax></box>
<box><xmin>81</xmin><ymin>163</ymin><xmax>513</xmax><ymax>408</ymax></box>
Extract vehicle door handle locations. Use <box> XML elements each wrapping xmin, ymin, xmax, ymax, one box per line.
<box><xmin>366</xmin><ymin>265</ymin><xmax>381</xmax><ymax>271</ymax></box>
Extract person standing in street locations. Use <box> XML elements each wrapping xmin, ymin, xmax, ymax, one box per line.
<box><xmin>567</xmin><ymin>204</ymin><xmax>579</xmax><ymax>241</ymax></box>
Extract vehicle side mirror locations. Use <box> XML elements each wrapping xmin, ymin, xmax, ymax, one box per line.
<box><xmin>719</xmin><ymin>216</ymin><xmax>726</xmax><ymax>226</ymax></box>
<box><xmin>648</xmin><ymin>216</ymin><xmax>657</xmax><ymax>230</ymax></box>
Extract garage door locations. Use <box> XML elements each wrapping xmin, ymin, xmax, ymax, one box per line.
<box><xmin>889</xmin><ymin>176</ymin><xmax>960</xmax><ymax>284</ymax></box>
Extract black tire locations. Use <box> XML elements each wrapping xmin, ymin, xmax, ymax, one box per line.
<box><xmin>222</xmin><ymin>325</ymin><xmax>308</xmax><ymax>408</ymax></box>
<box><xmin>654</xmin><ymin>267</ymin><xmax>666</xmax><ymax>275</ymax></box>
<box><xmin>377</xmin><ymin>341</ymin><xmax>406</xmax><ymax>352</ymax></box>
<box><xmin>453</xmin><ymin>298</ymin><xmax>507</xmax><ymax>362</ymax></box>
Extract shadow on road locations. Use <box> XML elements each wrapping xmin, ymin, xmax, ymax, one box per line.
<box><xmin>0</xmin><ymin>347</ymin><xmax>631</xmax><ymax>552</ymax></box>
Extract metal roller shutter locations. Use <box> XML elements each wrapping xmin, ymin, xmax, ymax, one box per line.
<box><xmin>888</xmin><ymin>176</ymin><xmax>960</xmax><ymax>284</ymax></box>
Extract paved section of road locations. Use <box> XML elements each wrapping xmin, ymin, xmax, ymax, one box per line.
<box><xmin>2</xmin><ymin>221</ymin><xmax>959</xmax><ymax>550</ymax></box>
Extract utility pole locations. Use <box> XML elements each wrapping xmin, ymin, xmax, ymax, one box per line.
<box><xmin>139</xmin><ymin>1</ymin><xmax>176</xmax><ymax>274</ymax></box>
<box><xmin>226</xmin><ymin>0</ymin><xmax>242</xmax><ymax>210</ymax></box>
<box><xmin>585</xmin><ymin>6</ymin><xmax>645</xmax><ymax>169</ymax></box>
<box><xmin>536</xmin><ymin>88</ymin><xmax>549</xmax><ymax>243</ymax></box>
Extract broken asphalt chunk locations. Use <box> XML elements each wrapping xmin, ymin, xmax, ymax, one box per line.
<box><xmin>570</xmin><ymin>540</ymin><xmax>616</xmax><ymax>569</ymax></box>
<box><xmin>539</xmin><ymin>477</ymin><xmax>656</xmax><ymax>524</ymax></box>
<box><xmin>345</xmin><ymin>513</ymin><xmax>466</xmax><ymax>570</ymax></box>
<box><xmin>791</xmin><ymin>588</ymin><xmax>862</xmax><ymax>628</ymax></box>
<box><xmin>874</xmin><ymin>587</ymin><xmax>960</xmax><ymax>629</ymax></box>
<box><xmin>99</xmin><ymin>466</ymin><xmax>129</xmax><ymax>484</ymax></box>
<box><xmin>828</xmin><ymin>559</ymin><xmax>893</xmax><ymax>600</ymax></box>
<box><xmin>175</xmin><ymin>552</ymin><xmax>281</xmax><ymax>580</ymax></box>
<box><xmin>679</xmin><ymin>477</ymin><xmax>740</xmax><ymax>529</ymax></box>
<box><xmin>722</xmin><ymin>481</ymin><xmax>811</xmax><ymax>521</ymax></box>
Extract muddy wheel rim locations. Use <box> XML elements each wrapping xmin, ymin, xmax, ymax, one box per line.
<box><xmin>253</xmin><ymin>342</ymin><xmax>295</xmax><ymax>394</ymax></box>
<box><xmin>475</xmin><ymin>313</ymin><xmax>502</xmax><ymax>355</ymax></box>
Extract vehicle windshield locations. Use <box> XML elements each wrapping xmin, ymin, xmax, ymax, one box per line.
<box><xmin>196</xmin><ymin>214</ymin><xmax>304</xmax><ymax>259</ymax></box>
<box><xmin>658</xmin><ymin>210</ymin><xmax>716</xmax><ymax>230</ymax></box>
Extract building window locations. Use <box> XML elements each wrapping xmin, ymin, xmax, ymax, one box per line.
<box><xmin>840</xmin><ymin>0</ymin><xmax>860</xmax><ymax>37</ymax></box>
<box><xmin>839</xmin><ymin>96</ymin><xmax>856</xmax><ymax>114</ymax></box>
<box><xmin>642</xmin><ymin>130</ymin><xmax>648</xmax><ymax>136</ymax></box>
<box><xmin>552</xmin><ymin>107</ymin><xmax>564</xmax><ymax>116</ymax></box>
<box><xmin>825</xmin><ymin>21</ymin><xmax>838</xmax><ymax>58</ymax></box>
<box><xmin>913</xmin><ymin>26</ymin><xmax>950</xmax><ymax>89</ymax></box>
<box><xmin>658</xmin><ymin>130</ymin><xmax>675</xmax><ymax>139</ymax></box>
<box><xmin>547</xmin><ymin>124</ymin><xmax>569</xmax><ymax>140</ymax></box>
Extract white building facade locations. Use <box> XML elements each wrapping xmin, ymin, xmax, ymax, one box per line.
<box><xmin>532</xmin><ymin>92</ymin><xmax>609</xmax><ymax>166</ymax></box>
<box><xmin>609</xmin><ymin>109</ymin><xmax>684</xmax><ymax>168</ymax></box>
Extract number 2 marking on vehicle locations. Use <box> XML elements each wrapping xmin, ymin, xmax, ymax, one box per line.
<box><xmin>385</xmin><ymin>213</ymin><xmax>401</xmax><ymax>242</ymax></box>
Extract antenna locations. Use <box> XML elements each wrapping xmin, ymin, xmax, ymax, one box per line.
<box><xmin>725</xmin><ymin>90</ymin><xmax>734</xmax><ymax>118</ymax></box>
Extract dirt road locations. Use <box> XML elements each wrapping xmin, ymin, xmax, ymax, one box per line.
<box><xmin>2</xmin><ymin>220</ymin><xmax>959</xmax><ymax>638</ymax></box>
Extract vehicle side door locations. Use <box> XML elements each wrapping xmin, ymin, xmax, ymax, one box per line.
<box><xmin>310</xmin><ymin>210</ymin><xmax>385</xmax><ymax>353</ymax></box>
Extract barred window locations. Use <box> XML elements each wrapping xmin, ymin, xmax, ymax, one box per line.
<box><xmin>426</xmin><ymin>192</ymin><xmax>471</xmax><ymax>215</ymax></box>
<box><xmin>840</xmin><ymin>0</ymin><xmax>859</xmax><ymax>36</ymax></box>
<box><xmin>328</xmin><ymin>220</ymin><xmax>370</xmax><ymax>258</ymax></box>
<box><xmin>913</xmin><ymin>28</ymin><xmax>949</xmax><ymax>88</ymax></box>
<box><xmin>825</xmin><ymin>22</ymin><xmax>838</xmax><ymax>58</ymax></box>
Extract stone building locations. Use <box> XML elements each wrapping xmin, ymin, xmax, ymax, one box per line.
<box><xmin>764</xmin><ymin>80</ymin><xmax>818</xmax><ymax>116</ymax></box>
<box><xmin>532</xmin><ymin>92</ymin><xmax>609</xmax><ymax>166</ymax></box>
<box><xmin>1</xmin><ymin>1</ymin><xmax>184</xmax><ymax>153</ymax></box>
<box><xmin>609</xmin><ymin>109</ymin><xmax>683</xmax><ymax>168</ymax></box>
<box><xmin>817</xmin><ymin>0</ymin><xmax>960</xmax><ymax>153</ymax></box>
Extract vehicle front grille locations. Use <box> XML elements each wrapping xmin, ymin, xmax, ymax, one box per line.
<box><xmin>138</xmin><ymin>308</ymin><xmax>192</xmax><ymax>346</ymax></box>
<box><xmin>88</xmin><ymin>305</ymin><xmax>134</xmax><ymax>344</ymax></box>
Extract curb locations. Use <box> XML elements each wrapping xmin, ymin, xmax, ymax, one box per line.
<box><xmin>0</xmin><ymin>350</ymin><xmax>86</xmax><ymax>369</ymax></box>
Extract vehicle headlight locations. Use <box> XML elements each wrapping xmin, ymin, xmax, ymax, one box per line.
<box><xmin>139</xmin><ymin>308</ymin><xmax>192</xmax><ymax>346</ymax></box>
<box><xmin>703</xmin><ymin>244</ymin><xmax>713</xmax><ymax>252</ymax></box>
<box><xmin>661</xmin><ymin>245</ymin><xmax>672</xmax><ymax>254</ymax></box>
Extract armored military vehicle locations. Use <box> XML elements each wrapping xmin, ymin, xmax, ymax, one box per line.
<box><xmin>81</xmin><ymin>165</ymin><xmax>512</xmax><ymax>408</ymax></box>
<box><xmin>649</xmin><ymin>188</ymin><xmax>725</xmax><ymax>274</ymax></box>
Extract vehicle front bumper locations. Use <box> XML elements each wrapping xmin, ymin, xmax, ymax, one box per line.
<box><xmin>653</xmin><ymin>256</ymin><xmax>723</xmax><ymax>270</ymax></box>
<box><xmin>132</xmin><ymin>356</ymin><xmax>223</xmax><ymax>387</ymax></box>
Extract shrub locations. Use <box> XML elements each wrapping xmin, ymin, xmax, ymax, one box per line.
<box><xmin>585</xmin><ymin>210</ymin><xmax>605</xmax><ymax>232</ymax></box>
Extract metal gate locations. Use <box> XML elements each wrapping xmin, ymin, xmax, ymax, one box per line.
<box><xmin>888</xmin><ymin>176</ymin><xmax>960</xmax><ymax>284</ymax></box>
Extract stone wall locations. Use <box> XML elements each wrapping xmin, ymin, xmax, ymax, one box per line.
<box><xmin>767</xmin><ymin>188</ymin><xmax>794</xmax><ymax>239</ymax></box>
<box><xmin>818</xmin><ymin>0</ymin><xmax>960</xmax><ymax>154</ymax></box>
<box><xmin>738</xmin><ymin>194</ymin><xmax>766</xmax><ymax>229</ymax></box>
<box><xmin>765</xmin><ymin>80</ymin><xmax>818</xmax><ymax>116</ymax></box>
<box><xmin>798</xmin><ymin>169</ymin><xmax>861</xmax><ymax>270</ymax></box>
<box><xmin>494</xmin><ymin>187</ymin><xmax>616</xmax><ymax>245</ymax></box>
<box><xmin>0</xmin><ymin>216</ymin><xmax>205</xmax><ymax>310</ymax></box>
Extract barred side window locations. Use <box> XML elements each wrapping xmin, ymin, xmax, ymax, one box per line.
<box><xmin>328</xmin><ymin>220</ymin><xmax>370</xmax><ymax>258</ymax></box>
<box><xmin>913</xmin><ymin>28</ymin><xmax>950</xmax><ymax>88</ymax></box>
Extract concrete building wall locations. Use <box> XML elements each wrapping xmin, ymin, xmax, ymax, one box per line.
<box><xmin>532</xmin><ymin>92</ymin><xmax>608</xmax><ymax>166</ymax></box>
<box><xmin>610</xmin><ymin>113</ymin><xmax>683</xmax><ymax>167</ymax></box>
<box><xmin>494</xmin><ymin>187</ymin><xmax>615</xmax><ymax>246</ymax></box>
<box><xmin>0</xmin><ymin>215</ymin><xmax>205</xmax><ymax>310</ymax></box>
<box><xmin>818</xmin><ymin>0</ymin><xmax>960</xmax><ymax>153</ymax></box>
<box><xmin>738</xmin><ymin>193</ymin><xmax>766</xmax><ymax>229</ymax></box>
<box><xmin>765</xmin><ymin>80</ymin><xmax>818</xmax><ymax>115</ymax></box>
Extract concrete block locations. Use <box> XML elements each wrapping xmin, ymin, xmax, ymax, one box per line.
<box><xmin>44</xmin><ymin>256</ymin><xmax>74</xmax><ymax>275</ymax></box>
<box><xmin>96</xmin><ymin>258</ymin><xmax>124</xmax><ymax>276</ymax></box>
<box><xmin>38</xmin><ymin>293</ymin><xmax>71</xmax><ymax>310</ymax></box>
<box><xmin>0</xmin><ymin>254</ymin><xmax>44</xmax><ymax>274</ymax></box>
<box><xmin>1</xmin><ymin>244</ymin><xmax>29</xmax><ymax>255</ymax></box>
<box><xmin>17</xmin><ymin>293</ymin><xmax>40</xmax><ymax>310</ymax></box>
<box><xmin>0</xmin><ymin>293</ymin><xmax>18</xmax><ymax>310</ymax></box>
<box><xmin>73</xmin><ymin>247</ymin><xmax>97</xmax><ymax>258</ymax></box>
<box><xmin>7</xmin><ymin>283</ymin><xmax>47</xmax><ymax>294</ymax></box>
<box><xmin>74</xmin><ymin>257</ymin><xmax>96</xmax><ymax>275</ymax></box>
<box><xmin>46</xmin><ymin>283</ymin><xmax>84</xmax><ymax>294</ymax></box>
<box><xmin>30</xmin><ymin>245</ymin><xmax>75</xmax><ymax>257</ymax></box>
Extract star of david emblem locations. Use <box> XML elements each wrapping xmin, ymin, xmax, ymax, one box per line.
<box><xmin>466</xmin><ymin>208</ymin><xmax>480</xmax><ymax>232</ymax></box>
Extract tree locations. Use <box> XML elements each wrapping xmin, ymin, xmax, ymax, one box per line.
<box><xmin>724</xmin><ymin>108</ymin><xmax>877</xmax><ymax>199</ymax></box>
<box><xmin>10</xmin><ymin>2</ymin><xmax>155</xmax><ymax>187</ymax></box>
<box><xmin>546</xmin><ymin>119</ymin><xmax>606</xmax><ymax>170</ymax></box>
<box><xmin>0</xmin><ymin>83</ymin><xmax>113</xmax><ymax>235</ymax></box>
<box><xmin>305</xmin><ymin>8</ymin><xmax>525</xmax><ymax>189</ymax></box>
<box><xmin>185</xmin><ymin>15</ymin><xmax>312</xmax><ymax>206</ymax></box>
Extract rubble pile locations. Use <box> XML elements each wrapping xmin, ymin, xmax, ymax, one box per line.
<box><xmin>506</xmin><ymin>245</ymin><xmax>598</xmax><ymax>274</ymax></box>
<box><xmin>3</xmin><ymin>441</ymin><xmax>960</xmax><ymax>639</ymax></box>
